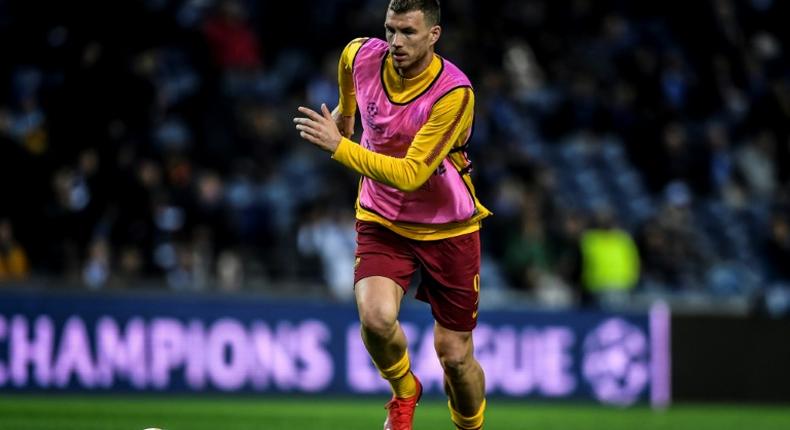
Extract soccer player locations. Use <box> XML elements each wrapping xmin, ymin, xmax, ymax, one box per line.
<box><xmin>293</xmin><ymin>1</ymin><xmax>490</xmax><ymax>429</ymax></box>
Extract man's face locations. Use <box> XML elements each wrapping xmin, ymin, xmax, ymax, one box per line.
<box><xmin>384</xmin><ymin>9</ymin><xmax>440</xmax><ymax>74</ymax></box>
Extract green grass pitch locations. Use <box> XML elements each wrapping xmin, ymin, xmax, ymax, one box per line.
<box><xmin>0</xmin><ymin>395</ymin><xmax>789</xmax><ymax>430</ymax></box>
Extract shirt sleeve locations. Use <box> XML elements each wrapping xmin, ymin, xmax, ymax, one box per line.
<box><xmin>332</xmin><ymin>87</ymin><xmax>474</xmax><ymax>192</ymax></box>
<box><xmin>337</xmin><ymin>38</ymin><xmax>367</xmax><ymax>117</ymax></box>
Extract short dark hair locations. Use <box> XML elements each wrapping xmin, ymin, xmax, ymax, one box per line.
<box><xmin>388</xmin><ymin>0</ymin><xmax>440</xmax><ymax>26</ymax></box>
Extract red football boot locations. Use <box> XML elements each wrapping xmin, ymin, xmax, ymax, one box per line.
<box><xmin>383</xmin><ymin>374</ymin><xmax>423</xmax><ymax>430</ymax></box>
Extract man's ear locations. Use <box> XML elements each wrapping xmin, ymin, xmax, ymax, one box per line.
<box><xmin>430</xmin><ymin>25</ymin><xmax>441</xmax><ymax>45</ymax></box>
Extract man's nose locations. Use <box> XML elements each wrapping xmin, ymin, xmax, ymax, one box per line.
<box><xmin>391</xmin><ymin>33</ymin><xmax>403</xmax><ymax>47</ymax></box>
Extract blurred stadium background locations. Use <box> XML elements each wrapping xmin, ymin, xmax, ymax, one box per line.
<box><xmin>0</xmin><ymin>0</ymin><xmax>789</xmax><ymax>428</ymax></box>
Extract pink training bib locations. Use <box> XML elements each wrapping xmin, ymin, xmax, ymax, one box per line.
<box><xmin>353</xmin><ymin>38</ymin><xmax>476</xmax><ymax>225</ymax></box>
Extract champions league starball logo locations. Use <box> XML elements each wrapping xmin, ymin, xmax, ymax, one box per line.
<box><xmin>582</xmin><ymin>318</ymin><xmax>649</xmax><ymax>406</ymax></box>
<box><xmin>364</xmin><ymin>101</ymin><xmax>384</xmax><ymax>133</ymax></box>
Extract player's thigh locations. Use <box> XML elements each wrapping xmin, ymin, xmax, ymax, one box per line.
<box><xmin>414</xmin><ymin>231</ymin><xmax>481</xmax><ymax>331</ymax></box>
<box><xmin>354</xmin><ymin>221</ymin><xmax>417</xmax><ymax>291</ymax></box>
<box><xmin>354</xmin><ymin>221</ymin><xmax>418</xmax><ymax>327</ymax></box>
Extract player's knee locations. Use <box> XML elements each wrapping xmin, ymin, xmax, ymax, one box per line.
<box><xmin>438</xmin><ymin>350</ymin><xmax>472</xmax><ymax>378</ymax></box>
<box><xmin>435</xmin><ymin>331</ymin><xmax>475</xmax><ymax>378</ymax></box>
<box><xmin>435</xmin><ymin>338</ymin><xmax>474</xmax><ymax>378</ymax></box>
<box><xmin>358</xmin><ymin>307</ymin><xmax>398</xmax><ymax>339</ymax></box>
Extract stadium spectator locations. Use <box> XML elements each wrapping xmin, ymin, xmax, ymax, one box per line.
<box><xmin>0</xmin><ymin>219</ymin><xmax>30</xmax><ymax>281</ymax></box>
<box><xmin>550</xmin><ymin>210</ymin><xmax>584</xmax><ymax>305</ymax></box>
<box><xmin>296</xmin><ymin>205</ymin><xmax>356</xmax><ymax>301</ymax></box>
<box><xmin>580</xmin><ymin>208</ymin><xmax>641</xmax><ymax>307</ymax></box>
<box><xmin>202</xmin><ymin>0</ymin><xmax>275</xmax><ymax>101</ymax></box>
<box><xmin>217</xmin><ymin>249</ymin><xmax>244</xmax><ymax>292</ymax></box>
<box><xmin>503</xmin><ymin>205</ymin><xmax>579</xmax><ymax>308</ymax></box>
<box><xmin>702</xmin><ymin>122</ymin><xmax>736</xmax><ymax>198</ymax></box>
<box><xmin>639</xmin><ymin>183</ymin><xmax>712</xmax><ymax>292</ymax></box>
<box><xmin>503</xmin><ymin>210</ymin><xmax>552</xmax><ymax>292</ymax></box>
<box><xmin>202</xmin><ymin>0</ymin><xmax>263</xmax><ymax>71</ymax></box>
<box><xmin>736</xmin><ymin>130</ymin><xmax>779</xmax><ymax>201</ymax></box>
<box><xmin>82</xmin><ymin>237</ymin><xmax>111</xmax><ymax>289</ymax></box>
<box><xmin>764</xmin><ymin>213</ymin><xmax>790</xmax><ymax>283</ymax></box>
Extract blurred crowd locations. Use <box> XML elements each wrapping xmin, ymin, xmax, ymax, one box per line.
<box><xmin>0</xmin><ymin>0</ymin><xmax>788</xmax><ymax>314</ymax></box>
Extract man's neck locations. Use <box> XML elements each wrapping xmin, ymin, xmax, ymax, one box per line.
<box><xmin>397</xmin><ymin>51</ymin><xmax>435</xmax><ymax>79</ymax></box>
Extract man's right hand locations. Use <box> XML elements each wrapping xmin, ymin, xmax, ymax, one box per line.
<box><xmin>332</xmin><ymin>106</ymin><xmax>355</xmax><ymax>139</ymax></box>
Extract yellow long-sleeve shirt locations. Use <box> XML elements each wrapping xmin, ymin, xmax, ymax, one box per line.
<box><xmin>332</xmin><ymin>38</ymin><xmax>491</xmax><ymax>240</ymax></box>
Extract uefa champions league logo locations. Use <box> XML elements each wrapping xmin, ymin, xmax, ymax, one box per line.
<box><xmin>582</xmin><ymin>318</ymin><xmax>649</xmax><ymax>406</ymax></box>
<box><xmin>364</xmin><ymin>101</ymin><xmax>384</xmax><ymax>133</ymax></box>
<box><xmin>366</xmin><ymin>101</ymin><xmax>379</xmax><ymax>117</ymax></box>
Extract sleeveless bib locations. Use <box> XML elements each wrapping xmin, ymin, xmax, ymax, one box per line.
<box><xmin>353</xmin><ymin>38</ymin><xmax>475</xmax><ymax>224</ymax></box>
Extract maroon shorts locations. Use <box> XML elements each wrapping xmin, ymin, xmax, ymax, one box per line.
<box><xmin>354</xmin><ymin>221</ymin><xmax>481</xmax><ymax>331</ymax></box>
